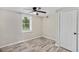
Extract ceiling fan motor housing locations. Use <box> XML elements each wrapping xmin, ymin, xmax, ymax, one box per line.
<box><xmin>33</xmin><ymin>7</ymin><xmax>37</xmax><ymax>11</ymax></box>
<box><xmin>32</xmin><ymin>7</ymin><xmax>47</xmax><ymax>15</ymax></box>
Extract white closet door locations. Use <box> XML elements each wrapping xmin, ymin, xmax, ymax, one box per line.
<box><xmin>60</xmin><ymin>10</ymin><xmax>77</xmax><ymax>52</ymax></box>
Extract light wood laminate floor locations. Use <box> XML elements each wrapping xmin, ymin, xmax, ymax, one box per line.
<box><xmin>0</xmin><ymin>37</ymin><xmax>70</xmax><ymax>52</ymax></box>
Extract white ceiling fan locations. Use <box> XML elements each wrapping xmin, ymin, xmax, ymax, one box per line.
<box><xmin>24</xmin><ymin>7</ymin><xmax>47</xmax><ymax>15</ymax></box>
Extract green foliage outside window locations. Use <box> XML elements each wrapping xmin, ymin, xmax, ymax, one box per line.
<box><xmin>22</xmin><ymin>17</ymin><xmax>30</xmax><ymax>31</ymax></box>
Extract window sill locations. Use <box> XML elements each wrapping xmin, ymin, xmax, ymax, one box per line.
<box><xmin>22</xmin><ymin>30</ymin><xmax>32</xmax><ymax>33</ymax></box>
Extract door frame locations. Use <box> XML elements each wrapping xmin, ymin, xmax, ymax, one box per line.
<box><xmin>57</xmin><ymin>8</ymin><xmax>78</xmax><ymax>52</ymax></box>
<box><xmin>76</xmin><ymin>9</ymin><xmax>78</xmax><ymax>52</ymax></box>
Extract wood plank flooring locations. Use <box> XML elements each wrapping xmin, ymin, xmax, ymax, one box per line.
<box><xmin>0</xmin><ymin>37</ymin><xmax>70</xmax><ymax>52</ymax></box>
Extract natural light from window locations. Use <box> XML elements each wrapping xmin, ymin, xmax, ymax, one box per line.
<box><xmin>22</xmin><ymin>15</ymin><xmax>32</xmax><ymax>32</ymax></box>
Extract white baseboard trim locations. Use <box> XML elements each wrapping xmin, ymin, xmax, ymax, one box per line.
<box><xmin>0</xmin><ymin>35</ymin><xmax>59</xmax><ymax>49</ymax></box>
<box><xmin>0</xmin><ymin>36</ymin><xmax>41</xmax><ymax>48</ymax></box>
<box><xmin>43</xmin><ymin>35</ymin><xmax>56</xmax><ymax>40</ymax></box>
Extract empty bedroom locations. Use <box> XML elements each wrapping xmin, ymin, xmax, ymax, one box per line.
<box><xmin>0</xmin><ymin>7</ymin><xmax>79</xmax><ymax>52</ymax></box>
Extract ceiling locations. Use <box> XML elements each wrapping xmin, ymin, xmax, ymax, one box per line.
<box><xmin>0</xmin><ymin>7</ymin><xmax>61</xmax><ymax>17</ymax></box>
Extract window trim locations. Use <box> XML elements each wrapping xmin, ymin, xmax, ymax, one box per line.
<box><xmin>21</xmin><ymin>15</ymin><xmax>32</xmax><ymax>32</ymax></box>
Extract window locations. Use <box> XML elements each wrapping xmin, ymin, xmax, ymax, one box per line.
<box><xmin>22</xmin><ymin>15</ymin><xmax>32</xmax><ymax>32</ymax></box>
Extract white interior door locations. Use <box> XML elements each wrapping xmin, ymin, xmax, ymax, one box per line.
<box><xmin>59</xmin><ymin>10</ymin><xmax>77</xmax><ymax>52</ymax></box>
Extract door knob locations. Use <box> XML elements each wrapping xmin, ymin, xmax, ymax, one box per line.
<box><xmin>74</xmin><ymin>33</ymin><xmax>77</xmax><ymax>35</ymax></box>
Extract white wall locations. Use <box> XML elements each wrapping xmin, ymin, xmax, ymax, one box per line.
<box><xmin>0</xmin><ymin>8</ymin><xmax>58</xmax><ymax>47</ymax></box>
<box><xmin>78</xmin><ymin>11</ymin><xmax>79</xmax><ymax>51</ymax></box>
<box><xmin>0</xmin><ymin>10</ymin><xmax>42</xmax><ymax>47</ymax></box>
<box><xmin>42</xmin><ymin>13</ymin><xmax>58</xmax><ymax>41</ymax></box>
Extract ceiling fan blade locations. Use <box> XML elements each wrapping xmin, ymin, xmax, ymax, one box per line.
<box><xmin>23</xmin><ymin>11</ymin><xmax>33</xmax><ymax>14</ymax></box>
<box><xmin>23</xmin><ymin>8</ymin><xmax>32</xmax><ymax>11</ymax></box>
<box><xmin>28</xmin><ymin>11</ymin><xmax>33</xmax><ymax>13</ymax></box>
<box><xmin>37</xmin><ymin>11</ymin><xmax>46</xmax><ymax>13</ymax></box>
